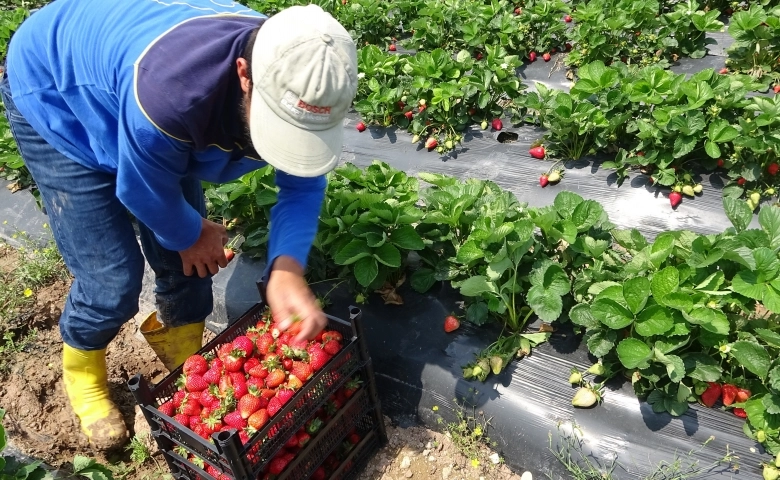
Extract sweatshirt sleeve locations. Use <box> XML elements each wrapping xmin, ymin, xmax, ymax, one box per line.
<box><xmin>266</xmin><ymin>170</ymin><xmax>326</xmax><ymax>271</ymax></box>
<box><xmin>116</xmin><ymin>107</ymin><xmax>203</xmax><ymax>252</ymax></box>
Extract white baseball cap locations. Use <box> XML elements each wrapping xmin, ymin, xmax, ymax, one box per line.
<box><xmin>249</xmin><ymin>5</ymin><xmax>358</xmax><ymax>177</ymax></box>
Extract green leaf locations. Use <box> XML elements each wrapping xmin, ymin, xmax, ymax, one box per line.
<box><xmin>529</xmin><ymin>261</ymin><xmax>571</xmax><ymax>296</ymax></box>
<box><xmin>353</xmin><ymin>256</ymin><xmax>378</xmax><ymax>288</ymax></box>
<box><xmin>623</xmin><ymin>277</ymin><xmax>651</xmax><ymax>314</ymax></box>
<box><xmin>731</xmin><ymin>270</ymin><xmax>766</xmax><ymax>300</ymax></box>
<box><xmin>527</xmin><ymin>285</ymin><xmax>563</xmax><ymax>322</ymax></box>
<box><xmin>704</xmin><ymin>140</ymin><xmax>721</xmax><ymax>158</ymax></box>
<box><xmin>569</xmin><ymin>304</ymin><xmax>600</xmax><ymax>329</ymax></box>
<box><xmin>759</xmin><ymin>205</ymin><xmax>780</xmax><ymax>250</ymax></box>
<box><xmin>586</xmin><ymin>329</ymin><xmax>617</xmax><ymax>357</ymax></box>
<box><xmin>769</xmin><ymin>365</ymin><xmax>780</xmax><ymax>391</ymax></box>
<box><xmin>634</xmin><ymin>305</ymin><xmax>674</xmax><ymax>337</ymax></box>
<box><xmin>723</xmin><ymin>197</ymin><xmax>753</xmax><ymax>233</ymax></box>
<box><xmin>616</xmin><ymin>338</ymin><xmax>652</xmax><ymax>369</ymax></box>
<box><xmin>730</xmin><ymin>340</ymin><xmax>770</xmax><ymax>379</ymax></box>
<box><xmin>333</xmin><ymin>239</ymin><xmax>372</xmax><ymax>265</ymax></box>
<box><xmin>390</xmin><ymin>225</ymin><xmax>425</xmax><ymax>250</ymax></box>
<box><xmin>373</xmin><ymin>242</ymin><xmax>401</xmax><ymax>268</ymax></box>
<box><xmin>651</xmin><ymin>266</ymin><xmax>679</xmax><ymax>299</ymax></box>
<box><xmin>72</xmin><ymin>456</ymin><xmax>95</xmax><ymax>473</ymax></box>
<box><xmin>682</xmin><ymin>352</ymin><xmax>723</xmax><ymax>382</ymax></box>
<box><xmin>553</xmin><ymin>191</ymin><xmax>584</xmax><ymax>219</ymax></box>
<box><xmin>763</xmin><ymin>394</ymin><xmax>780</xmax><ymax>415</ymax></box>
<box><xmin>571</xmin><ymin>200</ymin><xmax>604</xmax><ymax>232</ymax></box>
<box><xmin>683</xmin><ymin>308</ymin><xmax>730</xmax><ymax>334</ymax></box>
<box><xmin>655</xmin><ymin>351</ymin><xmax>686</xmax><ymax>383</ymax></box>
<box><xmin>455</xmin><ymin>241</ymin><xmax>485</xmax><ymax>265</ymax></box>
<box><xmin>592</xmin><ymin>298</ymin><xmax>635</xmax><ymax>330</ymax></box>
<box><xmin>708</xmin><ymin>119</ymin><xmax>740</xmax><ymax>143</ymax></box>
<box><xmin>466</xmin><ymin>302</ymin><xmax>489</xmax><ymax>326</ymax></box>
<box><xmin>659</xmin><ymin>292</ymin><xmax>693</xmax><ymax>312</ymax></box>
<box><xmin>754</xmin><ymin>328</ymin><xmax>780</xmax><ymax>348</ymax></box>
<box><xmin>410</xmin><ymin>268</ymin><xmax>436</xmax><ymax>293</ymax></box>
<box><xmin>460</xmin><ymin>276</ymin><xmax>497</xmax><ymax>297</ymax></box>
<box><xmin>649</xmin><ymin>233</ymin><xmax>675</xmax><ymax>267</ymax></box>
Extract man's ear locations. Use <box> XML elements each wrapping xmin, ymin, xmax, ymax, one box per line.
<box><xmin>237</xmin><ymin>58</ymin><xmax>252</xmax><ymax>95</ymax></box>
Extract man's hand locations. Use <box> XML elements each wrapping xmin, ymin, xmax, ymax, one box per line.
<box><xmin>179</xmin><ymin>218</ymin><xmax>229</xmax><ymax>277</ymax></box>
<box><xmin>266</xmin><ymin>255</ymin><xmax>326</xmax><ymax>342</ymax></box>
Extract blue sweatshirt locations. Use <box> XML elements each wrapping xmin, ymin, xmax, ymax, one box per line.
<box><xmin>6</xmin><ymin>0</ymin><xmax>326</xmax><ymax>272</ymax></box>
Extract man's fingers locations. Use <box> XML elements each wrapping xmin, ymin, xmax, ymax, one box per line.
<box><xmin>296</xmin><ymin>311</ymin><xmax>327</xmax><ymax>342</ymax></box>
<box><xmin>195</xmin><ymin>262</ymin><xmax>208</xmax><ymax>278</ymax></box>
<box><xmin>207</xmin><ymin>260</ymin><xmax>220</xmax><ymax>276</ymax></box>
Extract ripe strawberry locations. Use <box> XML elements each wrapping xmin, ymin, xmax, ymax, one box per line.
<box><xmin>260</xmin><ymin>388</ymin><xmax>277</xmax><ymax>400</ymax></box>
<box><xmin>210</xmin><ymin>358</ymin><xmax>224</xmax><ymax>371</ymax></box>
<box><xmin>276</xmin><ymin>388</ymin><xmax>295</xmax><ymax>406</ymax></box>
<box><xmin>404</xmin><ymin>111</ymin><xmax>413</xmax><ymax>120</ymax></box>
<box><xmin>717</xmin><ymin>158</ymin><xmax>725</xmax><ymax>168</ymax></box>
<box><xmin>233</xmin><ymin>336</ymin><xmax>254</xmax><ymax>357</ymax></box>
<box><xmin>539</xmin><ymin>174</ymin><xmax>549</xmax><ymax>188</ymax></box>
<box><xmin>722</xmin><ymin>384</ymin><xmax>738</xmax><ymax>406</ymax></box>
<box><xmin>564</xmin><ymin>14</ymin><xmax>572</xmax><ymax>22</ymax></box>
<box><xmin>543</xmin><ymin>52</ymin><xmax>551</xmax><ymax>62</ymax></box>
<box><xmin>291</xmin><ymin>361</ymin><xmax>313</xmax><ymax>381</ymax></box>
<box><xmin>769</xmin><ymin>163</ymin><xmax>779</xmax><ymax>175</ymax></box>
<box><xmin>529</xmin><ymin>51</ymin><xmax>537</xmax><ymax>62</ymax></box>
<box><xmin>344</xmin><ymin>378</ymin><xmax>362</xmax><ymax>398</ymax></box>
<box><xmin>700</xmin><ymin>382</ymin><xmax>721</xmax><ymax>407</ymax></box>
<box><xmin>267</xmin><ymin>397</ymin><xmax>283</xmax><ymax>417</ymax></box>
<box><xmin>307</xmin><ymin>344</ymin><xmax>331</xmax><ymax>371</ymax></box>
<box><xmin>238</xmin><ymin>394</ymin><xmax>262</xmax><ymax>419</ymax></box>
<box><xmin>265</xmin><ymin>369</ymin><xmax>286</xmax><ymax>388</ymax></box>
<box><xmin>268</xmin><ymin>457</ymin><xmax>289</xmax><ymax>475</ymax></box>
<box><xmin>514</xmin><ymin>7</ymin><xmax>521</xmax><ymax>14</ymax></box>
<box><xmin>719</xmin><ymin>67</ymin><xmax>728</xmax><ymax>74</ymax></box>
<box><xmin>733</xmin><ymin>408</ymin><xmax>747</xmax><ymax>418</ymax></box>
<box><xmin>223</xmin><ymin>349</ymin><xmax>245</xmax><ymax>373</ymax></box>
<box><xmin>491</xmin><ymin>118</ymin><xmax>503</xmax><ymax>131</ymax></box>
<box><xmin>183</xmin><ymin>355</ymin><xmax>208</xmax><ymax>376</ymax></box>
<box><xmin>248</xmin><ymin>408</ymin><xmax>269</xmax><ymax>431</ymax></box>
<box><xmin>174</xmin><ymin>413</ymin><xmax>190</xmax><ymax>426</ymax></box>
<box><xmin>173</xmin><ymin>390</ymin><xmax>187</xmax><ymax>408</ymax></box>
<box><xmin>425</xmin><ymin>137</ymin><xmax>438</xmax><ymax>150</ymax></box>
<box><xmin>239</xmin><ymin>430</ymin><xmax>250</xmax><ymax>444</ymax></box>
<box><xmin>774</xmin><ymin>85</ymin><xmax>780</xmax><ymax>94</ymax></box>
<box><xmin>312</xmin><ymin>467</ymin><xmax>327</xmax><ymax>480</ymax></box>
<box><xmin>200</xmin><ymin>390</ymin><xmax>219</xmax><ymax>409</ymax></box>
<box><xmin>255</xmin><ymin>333</ymin><xmax>276</xmax><ymax>356</ymax></box>
<box><xmin>298</xmin><ymin>431</ymin><xmax>311</xmax><ymax>447</ymax></box>
<box><xmin>388</xmin><ymin>44</ymin><xmax>396</xmax><ymax>52</ymax></box>
<box><xmin>529</xmin><ymin>146</ymin><xmax>545</xmax><ymax>159</ymax></box>
<box><xmin>285</xmin><ymin>434</ymin><xmax>299</xmax><ymax>448</ymax></box>
<box><xmin>158</xmin><ymin>401</ymin><xmax>175</xmax><ymax>417</ymax></box>
<box><xmin>230</xmin><ymin>372</ymin><xmax>249</xmax><ymax>398</ymax></box>
<box><xmin>243</xmin><ymin>357</ymin><xmax>261</xmax><ymax>375</ymax></box>
<box><xmin>179</xmin><ymin>398</ymin><xmax>201</xmax><ymax>417</ymax></box>
<box><xmin>348</xmin><ymin>433</ymin><xmax>361</xmax><ymax>445</ymax></box>
<box><xmin>217</xmin><ymin>343</ymin><xmax>234</xmax><ymax>360</ymax></box>
<box><xmin>248</xmin><ymin>364</ymin><xmax>269</xmax><ymax>379</ymax></box>
<box><xmin>203</xmin><ymin>367</ymin><xmax>221</xmax><ymax>385</ymax></box>
<box><xmin>185</xmin><ymin>374</ymin><xmax>208</xmax><ymax>392</ymax></box>
<box><xmin>737</xmin><ymin>177</ymin><xmax>746</xmax><ymax>185</ymax></box>
<box><xmin>322</xmin><ymin>331</ymin><xmax>343</xmax><ymax>343</ymax></box>
<box><xmin>223</xmin><ymin>411</ymin><xmax>247</xmax><ymax>429</ymax></box>
<box><xmin>669</xmin><ymin>191</ymin><xmax>682</xmax><ymax>208</ymax></box>
<box><xmin>323</xmin><ymin>340</ymin><xmax>341</xmax><ymax>356</ymax></box>
<box><xmin>282</xmin><ymin>357</ymin><xmax>294</xmax><ymax>371</ymax></box>
<box><xmin>444</xmin><ymin>315</ymin><xmax>460</xmax><ymax>333</ymax></box>
<box><xmin>565</xmin><ymin>42</ymin><xmax>572</xmax><ymax>52</ymax></box>
<box><xmin>736</xmin><ymin>388</ymin><xmax>751</xmax><ymax>402</ymax></box>
<box><xmin>224</xmin><ymin>248</ymin><xmax>235</xmax><ymax>262</ymax></box>
<box><xmin>356</xmin><ymin>121</ymin><xmax>366</xmax><ymax>132</ymax></box>
<box><xmin>193</xmin><ymin>423</ymin><xmax>212</xmax><ymax>439</ymax></box>
<box><xmin>287</xmin><ymin>374</ymin><xmax>304</xmax><ymax>391</ymax></box>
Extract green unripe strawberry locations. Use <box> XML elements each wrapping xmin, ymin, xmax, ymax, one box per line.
<box><xmin>436</xmin><ymin>146</ymin><xmax>444</xmax><ymax>153</ymax></box>
<box><xmin>758</xmin><ymin>430</ymin><xmax>767</xmax><ymax>443</ymax></box>
<box><xmin>401</xmin><ymin>95</ymin><xmax>408</xmax><ymax>103</ymax></box>
<box><xmin>764</xmin><ymin>464</ymin><xmax>780</xmax><ymax>480</ymax></box>
<box><xmin>775</xmin><ymin>450</ymin><xmax>780</xmax><ymax>468</ymax></box>
<box><xmin>682</xmin><ymin>185</ymin><xmax>695</xmax><ymax>197</ymax></box>
<box><xmin>490</xmin><ymin>356</ymin><xmax>503</xmax><ymax>375</ymax></box>
<box><xmin>767</xmin><ymin>188</ymin><xmax>776</xmax><ymax>196</ymax></box>
<box><xmin>568</xmin><ymin>369</ymin><xmax>582</xmax><ymax>385</ymax></box>
<box><xmin>673</xmin><ymin>185</ymin><xmax>682</xmax><ymax>193</ymax></box>
<box><xmin>572</xmin><ymin>386</ymin><xmax>600</xmax><ymax>408</ymax></box>
<box><xmin>547</xmin><ymin>170</ymin><xmax>562</xmax><ymax>183</ymax></box>
<box><xmin>751</xmin><ymin>191</ymin><xmax>761</xmax><ymax>204</ymax></box>
<box><xmin>587</xmin><ymin>362</ymin><xmax>606</xmax><ymax>376</ymax></box>
<box><xmin>683</xmin><ymin>173</ymin><xmax>692</xmax><ymax>182</ymax></box>
<box><xmin>462</xmin><ymin>367</ymin><xmax>474</xmax><ymax>379</ymax></box>
<box><xmin>445</xmin><ymin>140</ymin><xmax>454</xmax><ymax>150</ymax></box>
<box><xmin>693</xmin><ymin>184</ymin><xmax>703</xmax><ymax>194</ymax></box>
<box><xmin>412</xmin><ymin>135</ymin><xmax>420</xmax><ymax>143</ymax></box>
<box><xmin>481</xmin><ymin>120</ymin><xmax>488</xmax><ymax>130</ymax></box>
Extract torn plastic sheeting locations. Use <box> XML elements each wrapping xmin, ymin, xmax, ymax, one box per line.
<box><xmin>311</xmin><ymin>280</ymin><xmax>764</xmax><ymax>479</ymax></box>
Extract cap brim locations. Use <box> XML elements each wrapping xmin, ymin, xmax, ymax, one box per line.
<box><xmin>249</xmin><ymin>89</ymin><xmax>342</xmax><ymax>178</ymax></box>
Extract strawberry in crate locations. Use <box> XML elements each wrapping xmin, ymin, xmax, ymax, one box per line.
<box><xmin>158</xmin><ymin>305</ymin><xmax>346</xmax><ymax>445</ymax></box>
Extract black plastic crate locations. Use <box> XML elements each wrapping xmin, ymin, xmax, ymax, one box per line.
<box><xmin>129</xmin><ymin>282</ymin><xmax>387</xmax><ymax>480</ymax></box>
<box><xmin>329</xmin><ymin>428</ymin><xmax>382</xmax><ymax>480</ymax></box>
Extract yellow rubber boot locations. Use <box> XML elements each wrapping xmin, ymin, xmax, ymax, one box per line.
<box><xmin>140</xmin><ymin>311</ymin><xmax>205</xmax><ymax>371</ymax></box>
<box><xmin>62</xmin><ymin>344</ymin><xmax>128</xmax><ymax>450</ymax></box>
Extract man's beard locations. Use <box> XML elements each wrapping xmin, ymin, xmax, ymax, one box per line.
<box><xmin>238</xmin><ymin>94</ymin><xmax>255</xmax><ymax>153</ymax></box>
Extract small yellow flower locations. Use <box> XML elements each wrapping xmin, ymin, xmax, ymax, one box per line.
<box><xmin>432</xmin><ymin>406</ymin><xmax>439</xmax><ymax>411</ymax></box>
<box><xmin>2</xmin><ymin>220</ymin><xmax>6</xmax><ymax>224</ymax></box>
<box><xmin>471</xmin><ymin>459</ymin><xmax>480</xmax><ymax>468</ymax></box>
<box><xmin>474</xmin><ymin>426</ymin><xmax>483</xmax><ymax>437</ymax></box>
<box><xmin>23</xmin><ymin>288</ymin><xmax>33</xmax><ymax>297</ymax></box>
<box><xmin>43</xmin><ymin>223</ymin><xmax>48</xmax><ymax>229</ymax></box>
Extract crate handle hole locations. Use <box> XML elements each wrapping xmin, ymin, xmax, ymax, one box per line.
<box><xmin>216</xmin><ymin>431</ymin><xmax>232</xmax><ymax>442</ymax></box>
<box><xmin>127</xmin><ymin>376</ymin><xmax>140</xmax><ymax>388</ymax></box>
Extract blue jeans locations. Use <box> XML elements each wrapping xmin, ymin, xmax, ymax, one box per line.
<box><xmin>0</xmin><ymin>73</ymin><xmax>213</xmax><ymax>350</ymax></box>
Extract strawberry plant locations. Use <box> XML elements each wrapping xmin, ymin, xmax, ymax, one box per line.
<box><xmin>516</xmin><ymin>0</ymin><xmax>570</xmax><ymax>59</ymax></box>
<box><xmin>725</xmin><ymin>4</ymin><xmax>780</xmax><ymax>82</ymax></box>
<box><xmin>333</xmin><ymin>0</ymin><xmax>398</xmax><ymax>46</ymax></box>
<box><xmin>313</xmin><ymin>161</ymin><xmax>424</xmax><ymax>294</ymax></box>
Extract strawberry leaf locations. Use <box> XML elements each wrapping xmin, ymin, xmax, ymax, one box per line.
<box><xmin>592</xmin><ymin>298</ymin><xmax>634</xmax><ymax>330</ymax></box>
<box><xmin>730</xmin><ymin>340</ymin><xmax>770</xmax><ymax>379</ymax></box>
<box><xmin>616</xmin><ymin>338</ymin><xmax>652</xmax><ymax>370</ymax></box>
<box><xmin>353</xmin><ymin>256</ymin><xmax>379</xmax><ymax>288</ymax></box>
<box><xmin>585</xmin><ymin>329</ymin><xmax>617</xmax><ymax>358</ymax></box>
<box><xmin>634</xmin><ymin>305</ymin><xmax>674</xmax><ymax>337</ymax></box>
<box><xmin>569</xmin><ymin>304</ymin><xmax>600</xmax><ymax>329</ymax></box>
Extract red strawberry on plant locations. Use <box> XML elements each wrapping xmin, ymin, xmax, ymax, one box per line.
<box><xmin>514</xmin><ymin>7</ymin><xmax>521</xmax><ymax>14</ymax></box>
<box><xmin>529</xmin><ymin>51</ymin><xmax>537</xmax><ymax>62</ymax></box>
<box><xmin>543</xmin><ymin>52</ymin><xmax>551</xmax><ymax>62</ymax></box>
<box><xmin>444</xmin><ymin>314</ymin><xmax>460</xmax><ymax>332</ymax></box>
<box><xmin>719</xmin><ymin>67</ymin><xmax>728</xmax><ymax>74</ymax></box>
<box><xmin>565</xmin><ymin>43</ymin><xmax>572</xmax><ymax>51</ymax></box>
<box><xmin>491</xmin><ymin>118</ymin><xmax>503</xmax><ymax>131</ymax></box>
<box><xmin>404</xmin><ymin>111</ymin><xmax>413</xmax><ymax>121</ymax></box>
<box><xmin>183</xmin><ymin>355</ymin><xmax>208</xmax><ymax>376</ymax></box>
<box><xmin>737</xmin><ymin>177</ymin><xmax>746</xmax><ymax>185</ymax></box>
<box><xmin>356</xmin><ymin>121</ymin><xmax>366</xmax><ymax>132</ymax></box>
<box><xmin>721</xmin><ymin>384</ymin><xmax>738</xmax><ymax>406</ymax></box>
<box><xmin>774</xmin><ymin>85</ymin><xmax>780</xmax><ymax>94</ymax></box>
<box><xmin>425</xmin><ymin>137</ymin><xmax>438</xmax><ymax>150</ymax></box>
<box><xmin>717</xmin><ymin>159</ymin><xmax>725</xmax><ymax>168</ymax></box>
<box><xmin>539</xmin><ymin>174</ymin><xmax>549</xmax><ymax>188</ymax></box>
<box><xmin>736</xmin><ymin>388</ymin><xmax>751</xmax><ymax>402</ymax></box>
<box><xmin>529</xmin><ymin>146</ymin><xmax>545</xmax><ymax>159</ymax></box>
<box><xmin>669</xmin><ymin>191</ymin><xmax>682</xmax><ymax>209</ymax></box>
<box><xmin>564</xmin><ymin>14</ymin><xmax>572</xmax><ymax>22</ymax></box>
<box><xmin>769</xmin><ymin>163</ymin><xmax>779</xmax><ymax>175</ymax></box>
<box><xmin>733</xmin><ymin>408</ymin><xmax>747</xmax><ymax>419</ymax></box>
<box><xmin>700</xmin><ymin>382</ymin><xmax>721</xmax><ymax>407</ymax></box>
<box><xmin>388</xmin><ymin>44</ymin><xmax>396</xmax><ymax>52</ymax></box>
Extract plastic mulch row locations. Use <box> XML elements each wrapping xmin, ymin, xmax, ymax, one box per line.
<box><xmin>129</xmin><ymin>283</ymin><xmax>387</xmax><ymax>480</ymax></box>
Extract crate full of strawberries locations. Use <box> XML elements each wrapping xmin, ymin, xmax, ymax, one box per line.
<box><xmin>129</xmin><ymin>294</ymin><xmax>386</xmax><ymax>480</ymax></box>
